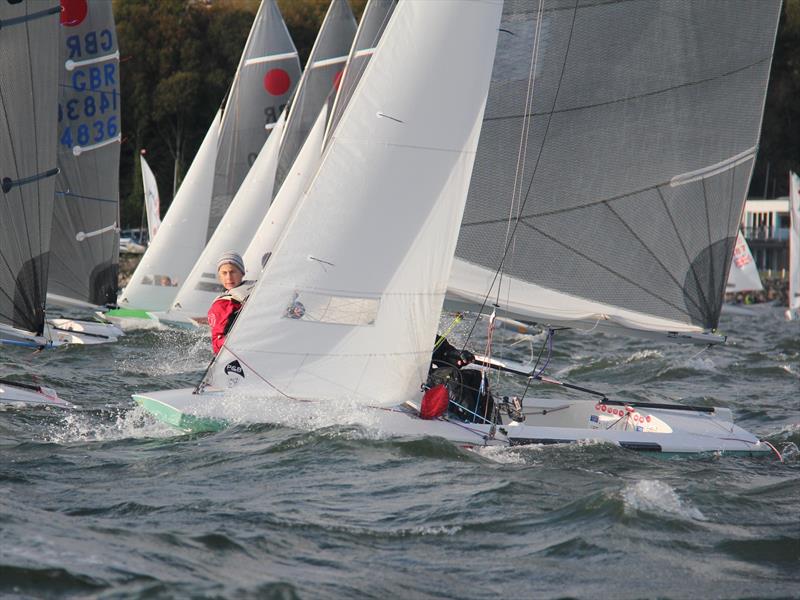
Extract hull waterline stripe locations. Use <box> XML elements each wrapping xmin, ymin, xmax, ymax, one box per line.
<box><xmin>72</xmin><ymin>134</ymin><xmax>121</xmax><ymax>156</ymax></box>
<box><xmin>65</xmin><ymin>50</ymin><xmax>120</xmax><ymax>72</ymax></box>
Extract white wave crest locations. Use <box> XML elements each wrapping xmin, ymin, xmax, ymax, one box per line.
<box><xmin>42</xmin><ymin>405</ymin><xmax>176</xmax><ymax>443</ymax></box>
<box><xmin>622</xmin><ymin>479</ymin><xmax>706</xmax><ymax>521</ymax></box>
<box><xmin>624</xmin><ymin>349</ymin><xmax>663</xmax><ymax>363</ymax></box>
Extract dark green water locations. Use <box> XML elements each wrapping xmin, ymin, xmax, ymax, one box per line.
<box><xmin>1</xmin><ymin>310</ymin><xmax>798</xmax><ymax>599</ymax></box>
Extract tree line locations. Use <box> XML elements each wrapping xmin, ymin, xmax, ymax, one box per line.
<box><xmin>115</xmin><ymin>0</ymin><xmax>799</xmax><ymax>228</ymax></box>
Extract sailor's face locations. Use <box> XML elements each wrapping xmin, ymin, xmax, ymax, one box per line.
<box><xmin>218</xmin><ymin>264</ymin><xmax>244</xmax><ymax>290</ymax></box>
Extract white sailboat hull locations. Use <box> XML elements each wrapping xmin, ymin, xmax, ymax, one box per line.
<box><xmin>132</xmin><ymin>388</ymin><xmax>771</xmax><ymax>457</ymax></box>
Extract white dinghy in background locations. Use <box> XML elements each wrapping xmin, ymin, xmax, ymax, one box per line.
<box><xmin>134</xmin><ymin>0</ymin><xmax>781</xmax><ymax>458</ymax></box>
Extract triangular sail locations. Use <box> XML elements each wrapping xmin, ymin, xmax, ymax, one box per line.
<box><xmin>118</xmin><ymin>111</ymin><xmax>221</xmax><ymax>310</ymax></box>
<box><xmin>726</xmin><ymin>231</ymin><xmax>763</xmax><ymax>294</ymax></box>
<box><xmin>140</xmin><ymin>153</ymin><xmax>161</xmax><ymax>243</ymax></box>
<box><xmin>207</xmin><ymin>0</ymin><xmax>302</xmax><ymax>239</ymax></box>
<box><xmin>118</xmin><ymin>0</ymin><xmax>300</xmax><ymax>312</ymax></box>
<box><xmin>202</xmin><ymin>0</ymin><xmax>503</xmax><ymax>405</ymax></box>
<box><xmin>448</xmin><ymin>1</ymin><xmax>782</xmax><ymax>341</ymax></box>
<box><xmin>272</xmin><ymin>0</ymin><xmax>356</xmax><ymax>196</ymax></box>
<box><xmin>48</xmin><ymin>0</ymin><xmax>121</xmax><ymax>308</ymax></box>
<box><xmin>789</xmin><ymin>171</ymin><xmax>800</xmax><ymax>316</ymax></box>
<box><xmin>0</xmin><ymin>2</ymin><xmax>60</xmax><ymax>341</ymax></box>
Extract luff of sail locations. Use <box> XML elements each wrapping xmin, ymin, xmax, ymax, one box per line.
<box><xmin>0</xmin><ymin>2</ymin><xmax>60</xmax><ymax>342</ymax></box>
<box><xmin>203</xmin><ymin>0</ymin><xmax>503</xmax><ymax>406</ymax></box>
<box><xmin>207</xmin><ymin>0</ymin><xmax>303</xmax><ymax>240</ymax></box>
<box><xmin>448</xmin><ymin>1</ymin><xmax>782</xmax><ymax>341</ymax></box>
<box><xmin>118</xmin><ymin>0</ymin><xmax>301</xmax><ymax>314</ymax></box>
<box><xmin>49</xmin><ymin>0</ymin><xmax>121</xmax><ymax>309</ymax></box>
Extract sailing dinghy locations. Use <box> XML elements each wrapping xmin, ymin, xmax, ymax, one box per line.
<box><xmin>134</xmin><ymin>0</ymin><xmax>780</xmax><ymax>457</ymax></box>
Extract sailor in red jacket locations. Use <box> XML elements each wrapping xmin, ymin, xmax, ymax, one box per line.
<box><xmin>208</xmin><ymin>251</ymin><xmax>253</xmax><ymax>354</ymax></box>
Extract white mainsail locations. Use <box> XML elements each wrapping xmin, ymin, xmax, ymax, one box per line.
<box><xmin>118</xmin><ymin>0</ymin><xmax>301</xmax><ymax>313</ymax></box>
<box><xmin>140</xmin><ymin>153</ymin><xmax>161</xmax><ymax>243</ymax></box>
<box><xmin>726</xmin><ymin>231</ymin><xmax>763</xmax><ymax>294</ymax></box>
<box><xmin>203</xmin><ymin>0</ymin><xmax>503</xmax><ymax>405</ymax></box>
<box><xmin>447</xmin><ymin>1</ymin><xmax>782</xmax><ymax>343</ymax></box>
<box><xmin>788</xmin><ymin>171</ymin><xmax>800</xmax><ymax>319</ymax></box>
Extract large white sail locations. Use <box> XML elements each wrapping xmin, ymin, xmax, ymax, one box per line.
<box><xmin>203</xmin><ymin>0</ymin><xmax>503</xmax><ymax>406</ymax></box>
<box><xmin>788</xmin><ymin>171</ymin><xmax>800</xmax><ymax>318</ymax></box>
<box><xmin>448</xmin><ymin>1</ymin><xmax>782</xmax><ymax>342</ymax></box>
<box><xmin>117</xmin><ymin>0</ymin><xmax>301</xmax><ymax>312</ymax></box>
<box><xmin>118</xmin><ymin>111</ymin><xmax>221</xmax><ymax>311</ymax></box>
<box><xmin>140</xmin><ymin>153</ymin><xmax>161</xmax><ymax>243</ymax></box>
<box><xmin>0</xmin><ymin>1</ymin><xmax>60</xmax><ymax>346</ymax></box>
<box><xmin>726</xmin><ymin>231</ymin><xmax>763</xmax><ymax>294</ymax></box>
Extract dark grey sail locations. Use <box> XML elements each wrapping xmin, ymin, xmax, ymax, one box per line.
<box><xmin>323</xmin><ymin>0</ymin><xmax>396</xmax><ymax>147</ymax></box>
<box><xmin>0</xmin><ymin>2</ymin><xmax>60</xmax><ymax>338</ymax></box>
<box><xmin>272</xmin><ymin>0</ymin><xmax>357</xmax><ymax>197</ymax></box>
<box><xmin>207</xmin><ymin>0</ymin><xmax>302</xmax><ymax>240</ymax></box>
<box><xmin>49</xmin><ymin>0</ymin><xmax>121</xmax><ymax>308</ymax></box>
<box><xmin>451</xmin><ymin>0</ymin><xmax>782</xmax><ymax>336</ymax></box>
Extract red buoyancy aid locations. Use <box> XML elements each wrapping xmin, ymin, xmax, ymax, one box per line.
<box><xmin>208</xmin><ymin>296</ymin><xmax>241</xmax><ymax>354</ymax></box>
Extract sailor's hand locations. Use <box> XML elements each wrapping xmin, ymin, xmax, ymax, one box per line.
<box><xmin>457</xmin><ymin>350</ymin><xmax>475</xmax><ymax>366</ymax></box>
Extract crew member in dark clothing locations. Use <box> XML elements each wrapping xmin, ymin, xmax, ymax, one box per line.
<box><xmin>429</xmin><ymin>336</ymin><xmax>494</xmax><ymax>423</ymax></box>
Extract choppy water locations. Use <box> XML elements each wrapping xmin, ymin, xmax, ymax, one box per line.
<box><xmin>1</xmin><ymin>310</ymin><xmax>798</xmax><ymax>599</ymax></box>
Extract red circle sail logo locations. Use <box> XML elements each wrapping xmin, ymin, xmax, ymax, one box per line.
<box><xmin>60</xmin><ymin>0</ymin><xmax>88</xmax><ymax>27</ymax></box>
<box><xmin>263</xmin><ymin>69</ymin><xmax>291</xmax><ymax>96</ymax></box>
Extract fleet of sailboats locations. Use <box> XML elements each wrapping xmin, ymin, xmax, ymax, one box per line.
<box><xmin>1</xmin><ymin>0</ymin><xmax>794</xmax><ymax>454</ymax></box>
<box><xmin>132</xmin><ymin>0</ymin><xmax>784</xmax><ymax>456</ymax></box>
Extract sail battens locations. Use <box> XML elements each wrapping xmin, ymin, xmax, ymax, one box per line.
<box><xmin>670</xmin><ymin>147</ymin><xmax>757</xmax><ymax>187</ymax></box>
<box><xmin>76</xmin><ymin>223</ymin><xmax>117</xmax><ymax>242</ymax></box>
<box><xmin>71</xmin><ymin>134</ymin><xmax>122</xmax><ymax>156</ymax></box>
<box><xmin>352</xmin><ymin>48</ymin><xmax>375</xmax><ymax>59</ymax></box>
<box><xmin>310</xmin><ymin>54</ymin><xmax>348</xmax><ymax>69</ymax></box>
<box><xmin>0</xmin><ymin>5</ymin><xmax>59</xmax><ymax>29</ymax></box>
<box><xmin>65</xmin><ymin>51</ymin><xmax>120</xmax><ymax>72</ymax></box>
<box><xmin>243</xmin><ymin>50</ymin><xmax>299</xmax><ymax>66</ymax></box>
<box><xmin>1</xmin><ymin>167</ymin><xmax>58</xmax><ymax>193</ymax></box>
